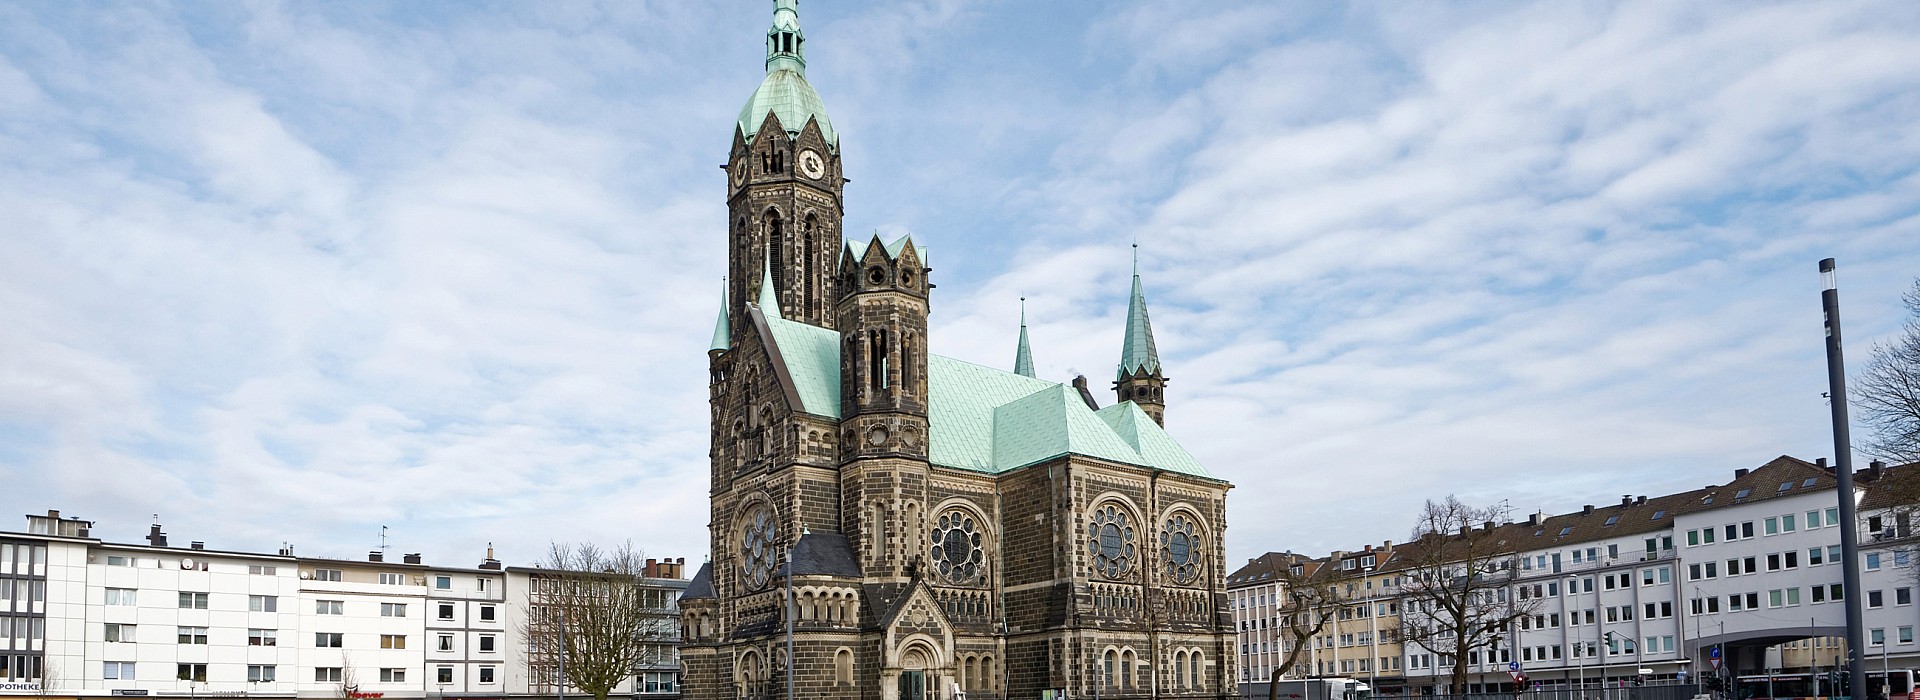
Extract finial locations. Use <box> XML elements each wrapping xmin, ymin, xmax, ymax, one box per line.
<box><xmin>1131</xmin><ymin>241</ymin><xmax>1139</xmax><ymax>276</ymax></box>
<box><xmin>1020</xmin><ymin>297</ymin><xmax>1027</xmax><ymax>325</ymax></box>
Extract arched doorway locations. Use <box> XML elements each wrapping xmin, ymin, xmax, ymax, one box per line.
<box><xmin>898</xmin><ymin>646</ymin><xmax>932</xmax><ymax>700</ymax></box>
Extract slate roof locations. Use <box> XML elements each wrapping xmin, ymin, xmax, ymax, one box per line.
<box><xmin>775</xmin><ymin>531</ymin><xmax>862</xmax><ymax>578</ymax></box>
<box><xmin>755</xmin><ymin>311</ymin><xmax>1215</xmax><ymax>479</ymax></box>
<box><xmin>681</xmin><ymin>562</ymin><xmax>715</xmax><ymax>600</ymax></box>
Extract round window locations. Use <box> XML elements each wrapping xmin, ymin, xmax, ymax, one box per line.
<box><xmin>930</xmin><ymin>509</ymin><xmax>985</xmax><ymax>584</ymax></box>
<box><xmin>867</xmin><ymin>267</ymin><xmax>886</xmax><ymax>286</ymax></box>
<box><xmin>739</xmin><ymin>505</ymin><xmax>778</xmax><ymax>590</ymax></box>
<box><xmin>1161</xmin><ymin>514</ymin><xmax>1202</xmax><ymax>584</ymax></box>
<box><xmin>1086</xmin><ymin>504</ymin><xmax>1136</xmax><ymax>579</ymax></box>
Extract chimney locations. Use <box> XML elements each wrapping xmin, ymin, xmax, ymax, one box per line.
<box><xmin>1072</xmin><ymin>375</ymin><xmax>1100</xmax><ymax>410</ymax></box>
<box><xmin>1636</xmin><ymin>496</ymin><xmax>1647</xmax><ymax>505</ymax></box>
<box><xmin>190</xmin><ymin>541</ymin><xmax>205</xmax><ymax>550</ymax></box>
<box><xmin>1483</xmin><ymin>520</ymin><xmax>1496</xmax><ymax>531</ymax></box>
<box><xmin>1735</xmin><ymin>468</ymin><xmax>1750</xmax><ymax>478</ymax></box>
<box><xmin>1459</xmin><ymin>525</ymin><xmax>1472</xmax><ymax>535</ymax></box>
<box><xmin>479</xmin><ymin>542</ymin><xmax>503</xmax><ymax>570</ymax></box>
<box><xmin>1582</xmin><ymin>505</ymin><xmax>1594</xmax><ymax>515</ymax></box>
<box><xmin>147</xmin><ymin>519</ymin><xmax>169</xmax><ymax>548</ymax></box>
<box><xmin>1870</xmin><ymin>461</ymin><xmax>1886</xmax><ymax>480</ymax></box>
<box><xmin>1527</xmin><ymin>513</ymin><xmax>1543</xmax><ymax>527</ymax></box>
<box><xmin>403</xmin><ymin>553</ymin><xmax>422</xmax><ymax>565</ymax></box>
<box><xmin>369</xmin><ymin>551</ymin><xmax>384</xmax><ymax>562</ymax></box>
<box><xmin>1621</xmin><ymin>495</ymin><xmax>1632</xmax><ymax>507</ymax></box>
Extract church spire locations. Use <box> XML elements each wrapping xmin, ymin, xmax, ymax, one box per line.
<box><xmin>766</xmin><ymin>0</ymin><xmax>806</xmax><ymax>75</ymax></box>
<box><xmin>1014</xmin><ymin>298</ymin><xmax>1036</xmax><ymax>378</ymax></box>
<box><xmin>1114</xmin><ymin>244</ymin><xmax>1168</xmax><ymax>425</ymax></box>
<box><xmin>710</xmin><ymin>279</ymin><xmax>730</xmax><ymax>352</ymax></box>
<box><xmin>1117</xmin><ymin>245</ymin><xmax>1161</xmax><ymax>380</ymax></box>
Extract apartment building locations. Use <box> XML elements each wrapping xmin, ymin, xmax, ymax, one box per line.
<box><xmin>501</xmin><ymin>559</ymin><xmax>686</xmax><ymax>699</ymax></box>
<box><xmin>1230</xmin><ymin>545</ymin><xmax>1410</xmax><ymax>697</ymax></box>
<box><xmin>0</xmin><ymin>510</ymin><xmax>687</xmax><ymax>700</ymax></box>
<box><xmin>1244</xmin><ymin>455</ymin><xmax>1920</xmax><ymax>696</ymax></box>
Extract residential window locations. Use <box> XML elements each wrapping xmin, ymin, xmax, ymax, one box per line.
<box><xmin>104</xmin><ymin>662</ymin><xmax>136</xmax><ymax>680</ymax></box>
<box><xmin>479</xmin><ymin>605</ymin><xmax>496</xmax><ymax>622</ymax></box>
<box><xmin>105</xmin><ymin>588</ymin><xmax>137</xmax><ymax>606</ymax></box>
<box><xmin>250</xmin><ymin>595</ymin><xmax>278</xmax><ymax>612</ymax></box>
<box><xmin>479</xmin><ymin>667</ymin><xmax>495</xmax><ymax>684</ymax></box>
<box><xmin>105</xmin><ymin>623</ymin><xmax>135</xmax><ymax>643</ymax></box>
<box><xmin>1742</xmin><ymin>522</ymin><xmax>1755</xmax><ymax>538</ymax></box>
<box><xmin>438</xmin><ymin>634</ymin><xmax>454</xmax><ymax>652</ymax></box>
<box><xmin>1809</xmin><ymin>511</ymin><xmax>1822</xmax><ymax>529</ymax></box>
<box><xmin>177</xmin><ymin>626</ymin><xmax>208</xmax><ymax>644</ymax></box>
<box><xmin>1769</xmin><ymin>590</ymin><xmax>1784</xmax><ymax>608</ymax></box>
<box><xmin>1786</xmin><ymin>551</ymin><xmax>1799</xmax><ymax>568</ymax></box>
<box><xmin>249</xmin><ymin>629</ymin><xmax>277</xmax><ymax>646</ymax></box>
<box><xmin>249</xmin><ymin>665</ymin><xmax>277</xmax><ymax>683</ymax></box>
<box><xmin>381</xmin><ymin>602</ymin><xmax>406</xmax><ymax>617</ymax></box>
<box><xmin>249</xmin><ymin>565</ymin><xmax>277</xmax><ymax>575</ymax></box>
<box><xmin>316</xmin><ymin>668</ymin><xmax>344</xmax><ymax>683</ymax></box>
<box><xmin>1828</xmin><ymin>508</ymin><xmax>1841</xmax><ymax>526</ymax></box>
<box><xmin>1787</xmin><ymin>588</ymin><xmax>1801</xmax><ymax>605</ymax></box>
<box><xmin>1703</xmin><ymin>528</ymin><xmax>1716</xmax><ymax>544</ymax></box>
<box><xmin>379</xmin><ymin>572</ymin><xmax>407</xmax><ymax>585</ymax></box>
<box><xmin>316</xmin><ymin>632</ymin><xmax>343</xmax><ymax>648</ymax></box>
<box><xmin>437</xmin><ymin>667</ymin><xmax>454</xmax><ymax>684</ymax></box>
<box><xmin>178</xmin><ymin>591</ymin><xmax>209</xmax><ymax>609</ymax></box>
<box><xmin>316</xmin><ymin>600</ymin><xmax>344</xmax><ymax>615</ymax></box>
<box><xmin>1766</xmin><ymin>517</ymin><xmax>1779</xmax><ymax>535</ymax></box>
<box><xmin>1814</xmin><ymin>586</ymin><xmax>1828</xmax><ymax>603</ymax></box>
<box><xmin>1868</xmin><ymin>553</ymin><xmax>1883</xmax><ymax>571</ymax></box>
<box><xmin>480</xmin><ymin>635</ymin><xmax>496</xmax><ymax>652</ymax></box>
<box><xmin>312</xmin><ymin>568</ymin><xmax>343</xmax><ymax>582</ymax></box>
<box><xmin>381</xmin><ymin>634</ymin><xmax>407</xmax><ymax>649</ymax></box>
<box><xmin>435</xmin><ymin>576</ymin><xmax>452</xmax><ymax>590</ymax></box>
<box><xmin>1768</xmin><ymin>554</ymin><xmax>1781</xmax><ymax>571</ymax></box>
<box><xmin>177</xmin><ymin>664</ymin><xmax>208</xmax><ymax>682</ymax></box>
<box><xmin>1830</xmin><ymin>545</ymin><xmax>1843</xmax><ymax>562</ymax></box>
<box><xmin>106</xmin><ymin>555</ymin><xmax>135</xmax><ymax>567</ymax></box>
<box><xmin>477</xmin><ymin>578</ymin><xmax>491</xmax><ymax>592</ymax></box>
<box><xmin>1900</xmin><ymin>551</ymin><xmax>1913</xmax><ymax>567</ymax></box>
<box><xmin>1811</xmin><ymin>547</ymin><xmax>1825</xmax><ymax>566</ymax></box>
<box><xmin>1872</xmin><ymin>628</ymin><xmax>1886</xmax><ymax>646</ymax></box>
<box><xmin>1904</xmin><ymin>627</ymin><xmax>1916</xmax><ymax>645</ymax></box>
<box><xmin>1784</xmin><ymin>514</ymin><xmax>1797</xmax><ymax>532</ymax></box>
<box><xmin>1900</xmin><ymin>588</ymin><xmax>1913</xmax><ymax>606</ymax></box>
<box><xmin>439</xmin><ymin>603</ymin><xmax>455</xmax><ymax>620</ymax></box>
<box><xmin>381</xmin><ymin>669</ymin><xmax>407</xmax><ymax>683</ymax></box>
<box><xmin>1706</xmin><ymin>562</ymin><xmax>1718</xmax><ymax>578</ymax></box>
<box><xmin>1870</xmin><ymin>590</ymin><xmax>1885</xmax><ymax>608</ymax></box>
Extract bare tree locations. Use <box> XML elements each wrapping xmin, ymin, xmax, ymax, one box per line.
<box><xmin>336</xmin><ymin>652</ymin><xmax>360</xmax><ymax>700</ymax></box>
<box><xmin>1270</xmin><ymin>557</ymin><xmax>1349</xmax><ymax>699</ymax></box>
<box><xmin>521</xmin><ymin>541</ymin><xmax>677</xmax><ymax>700</ymax></box>
<box><xmin>1856</xmin><ymin>278</ymin><xmax>1920</xmax><ymax>464</ymax></box>
<box><xmin>1397</xmin><ymin>496</ymin><xmax>1538</xmax><ymax>693</ymax></box>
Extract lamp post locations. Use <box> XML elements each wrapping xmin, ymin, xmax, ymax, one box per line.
<box><xmin>1820</xmin><ymin>257</ymin><xmax>1870</xmax><ymax>700</ymax></box>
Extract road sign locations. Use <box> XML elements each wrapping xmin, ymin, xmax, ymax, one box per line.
<box><xmin>1709</xmin><ymin>645</ymin><xmax>1723</xmax><ymax>671</ymax></box>
<box><xmin>1510</xmin><ymin>662</ymin><xmax>1521</xmax><ymax>672</ymax></box>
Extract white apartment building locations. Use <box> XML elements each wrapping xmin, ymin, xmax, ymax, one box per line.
<box><xmin>1247</xmin><ymin>455</ymin><xmax>1920</xmax><ymax>696</ymax></box>
<box><xmin>0</xmin><ymin>511</ymin><xmax>687</xmax><ymax>700</ymax></box>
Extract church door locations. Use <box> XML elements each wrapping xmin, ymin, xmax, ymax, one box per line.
<box><xmin>898</xmin><ymin>671</ymin><xmax>927</xmax><ymax>700</ymax></box>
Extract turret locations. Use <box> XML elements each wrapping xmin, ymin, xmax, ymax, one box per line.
<box><xmin>1114</xmin><ymin>245</ymin><xmax>1168</xmax><ymax>425</ymax></box>
<box><xmin>836</xmin><ymin>235</ymin><xmax>931</xmax><ymax>453</ymax></box>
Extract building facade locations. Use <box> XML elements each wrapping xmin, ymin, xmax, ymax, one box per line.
<box><xmin>677</xmin><ymin>3</ymin><xmax>1236</xmax><ymax>700</ymax></box>
<box><xmin>0</xmin><ymin>511</ymin><xmax>686</xmax><ymax>700</ymax></box>
<box><xmin>1238</xmin><ymin>456</ymin><xmax>1920</xmax><ymax>697</ymax></box>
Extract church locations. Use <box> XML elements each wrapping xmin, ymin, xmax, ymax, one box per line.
<box><xmin>676</xmin><ymin>3</ymin><xmax>1235</xmax><ymax>698</ymax></box>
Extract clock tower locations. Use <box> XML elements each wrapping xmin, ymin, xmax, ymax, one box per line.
<box><xmin>726</xmin><ymin>0</ymin><xmax>843</xmax><ymax>333</ymax></box>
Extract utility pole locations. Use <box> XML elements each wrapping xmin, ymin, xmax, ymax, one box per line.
<box><xmin>785</xmin><ymin>540</ymin><xmax>795</xmax><ymax>700</ymax></box>
<box><xmin>1820</xmin><ymin>257</ymin><xmax>1869</xmax><ymax>700</ymax></box>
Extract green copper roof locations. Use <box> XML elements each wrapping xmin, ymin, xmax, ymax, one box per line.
<box><xmin>751</xmin><ymin>315</ymin><xmax>1213</xmax><ymax>478</ymax></box>
<box><xmin>1117</xmin><ymin>249</ymin><xmax>1161</xmax><ymax>380</ymax></box>
<box><xmin>1013</xmin><ymin>300</ymin><xmax>1035</xmax><ymax>378</ymax></box>
<box><xmin>991</xmin><ymin>385</ymin><xmax>1145</xmax><ymax>471</ymax></box>
<box><xmin>738</xmin><ymin>1</ymin><xmax>837</xmax><ymax>146</ymax></box>
<box><xmin>757</xmin><ymin>259</ymin><xmax>781</xmax><ymax>319</ymax></box>
<box><xmin>710</xmin><ymin>284</ymin><xmax>730</xmax><ymax>352</ymax></box>
<box><xmin>1096</xmin><ymin>402</ymin><xmax>1211</xmax><ymax>477</ymax></box>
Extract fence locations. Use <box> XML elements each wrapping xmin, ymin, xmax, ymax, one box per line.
<box><xmin>1409</xmin><ymin>684</ymin><xmax>1701</xmax><ymax>700</ymax></box>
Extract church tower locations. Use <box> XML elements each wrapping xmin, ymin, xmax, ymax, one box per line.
<box><xmin>1115</xmin><ymin>247</ymin><xmax>1169</xmax><ymax>425</ymax></box>
<box><xmin>727</xmin><ymin>0</ymin><xmax>843</xmax><ymax>332</ymax></box>
<box><xmin>836</xmin><ymin>235</ymin><xmax>932</xmax><ymax>579</ymax></box>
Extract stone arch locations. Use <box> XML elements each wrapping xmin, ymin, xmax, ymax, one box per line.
<box><xmin>834</xmin><ymin>646</ymin><xmax>854</xmax><ymax>685</ymax></box>
<box><xmin>1157</xmin><ymin>504</ymin><xmax>1211</xmax><ymax>586</ymax></box>
<box><xmin>1086</xmin><ymin>494</ymin><xmax>1145</xmax><ymax>580</ymax></box>
<box><xmin>1121</xmin><ymin>647</ymin><xmax>1137</xmax><ymax>688</ymax></box>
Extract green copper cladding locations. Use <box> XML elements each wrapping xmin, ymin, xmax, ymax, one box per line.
<box><xmin>1117</xmin><ymin>246</ymin><xmax>1161</xmax><ymax>381</ymax></box>
<box><xmin>738</xmin><ymin>0</ymin><xmax>838</xmax><ymax>147</ymax></box>
<box><xmin>1014</xmin><ymin>298</ymin><xmax>1035</xmax><ymax>378</ymax></box>
<box><xmin>757</xmin><ymin>258</ymin><xmax>781</xmax><ymax>320</ymax></box>
<box><xmin>710</xmin><ymin>281</ymin><xmax>730</xmax><ymax>352</ymax></box>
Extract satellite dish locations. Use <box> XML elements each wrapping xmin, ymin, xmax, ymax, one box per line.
<box><xmin>180</xmin><ymin>558</ymin><xmax>196</xmax><ymax>570</ymax></box>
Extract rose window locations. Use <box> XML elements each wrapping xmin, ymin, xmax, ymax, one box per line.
<box><xmin>1087</xmin><ymin>504</ymin><xmax>1136</xmax><ymax>579</ymax></box>
<box><xmin>739</xmin><ymin>505</ymin><xmax>778</xmax><ymax>590</ymax></box>
<box><xmin>1160</xmin><ymin>514</ymin><xmax>1202</xmax><ymax>584</ymax></box>
<box><xmin>929</xmin><ymin>509</ymin><xmax>985</xmax><ymax>584</ymax></box>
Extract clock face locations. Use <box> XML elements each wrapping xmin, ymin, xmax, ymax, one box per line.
<box><xmin>798</xmin><ymin>150</ymin><xmax>826</xmax><ymax>179</ymax></box>
<box><xmin>732</xmin><ymin>160</ymin><xmax>747</xmax><ymax>186</ymax></box>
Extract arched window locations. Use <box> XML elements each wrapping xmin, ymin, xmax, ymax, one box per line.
<box><xmin>1174</xmin><ymin>650</ymin><xmax>1188</xmax><ymax>688</ymax></box>
<box><xmin>1189</xmin><ymin>650</ymin><xmax>1202</xmax><ymax>691</ymax></box>
<box><xmin>765</xmin><ymin>212</ymin><xmax>784</xmax><ymax>309</ymax></box>
<box><xmin>834</xmin><ymin>648</ymin><xmax>853</xmax><ymax>685</ymax></box>
<box><xmin>1120</xmin><ymin>649</ymin><xmax>1134</xmax><ymax>688</ymax></box>
<box><xmin>803</xmin><ymin>215</ymin><xmax>818</xmax><ymax>312</ymax></box>
<box><xmin>1103</xmin><ymin>649</ymin><xmax>1117</xmax><ymax>688</ymax></box>
<box><xmin>981</xmin><ymin>655</ymin><xmax>994</xmax><ymax>690</ymax></box>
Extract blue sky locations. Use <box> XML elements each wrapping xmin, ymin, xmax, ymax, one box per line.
<box><xmin>3</xmin><ymin>0</ymin><xmax>1919</xmax><ymax>572</ymax></box>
